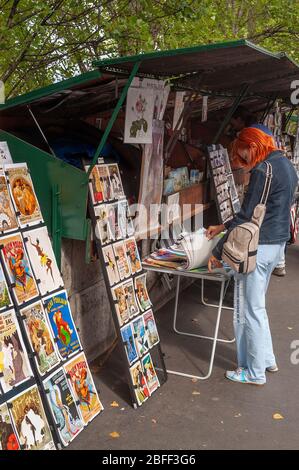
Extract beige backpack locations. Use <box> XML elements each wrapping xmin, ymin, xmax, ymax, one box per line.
<box><xmin>222</xmin><ymin>161</ymin><xmax>272</xmax><ymax>274</ymax></box>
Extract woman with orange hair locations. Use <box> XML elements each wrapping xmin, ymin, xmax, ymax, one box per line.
<box><xmin>206</xmin><ymin>127</ymin><xmax>298</xmax><ymax>385</ymax></box>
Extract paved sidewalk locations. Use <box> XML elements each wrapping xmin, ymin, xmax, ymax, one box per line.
<box><xmin>69</xmin><ymin>243</ymin><xmax>299</xmax><ymax>450</ymax></box>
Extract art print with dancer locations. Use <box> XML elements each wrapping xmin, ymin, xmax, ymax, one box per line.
<box><xmin>0</xmin><ymin>171</ymin><xmax>18</xmax><ymax>234</ymax></box>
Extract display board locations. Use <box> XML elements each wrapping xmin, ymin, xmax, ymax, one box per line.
<box><xmin>0</xmin><ymin>149</ymin><xmax>104</xmax><ymax>450</ymax></box>
<box><xmin>86</xmin><ymin>160</ymin><xmax>167</xmax><ymax>408</ymax></box>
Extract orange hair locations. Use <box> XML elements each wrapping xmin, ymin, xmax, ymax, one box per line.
<box><xmin>232</xmin><ymin>127</ymin><xmax>277</xmax><ymax>169</ymax></box>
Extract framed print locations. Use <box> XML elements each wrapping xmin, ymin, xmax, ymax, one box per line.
<box><xmin>143</xmin><ymin>309</ymin><xmax>159</xmax><ymax>348</ymax></box>
<box><xmin>111</xmin><ymin>284</ymin><xmax>130</xmax><ymax>327</ymax></box>
<box><xmin>5</xmin><ymin>163</ymin><xmax>43</xmax><ymax>228</ymax></box>
<box><xmin>0</xmin><ymin>170</ymin><xmax>18</xmax><ymax>234</ymax></box>
<box><xmin>98</xmin><ymin>164</ymin><xmax>113</xmax><ymax>201</ymax></box>
<box><xmin>64</xmin><ymin>352</ymin><xmax>103</xmax><ymax>425</ymax></box>
<box><xmin>0</xmin><ymin>142</ymin><xmax>13</xmax><ymax>165</ymax></box>
<box><xmin>86</xmin><ymin>165</ymin><xmax>104</xmax><ymax>205</ymax></box>
<box><xmin>20</xmin><ymin>300</ymin><xmax>60</xmax><ymax>376</ymax></box>
<box><xmin>142</xmin><ymin>353</ymin><xmax>160</xmax><ymax>394</ymax></box>
<box><xmin>94</xmin><ymin>205</ymin><xmax>113</xmax><ymax>245</ymax></box>
<box><xmin>124</xmin><ymin>237</ymin><xmax>142</xmax><ymax>274</ymax></box>
<box><xmin>113</xmin><ymin>241</ymin><xmax>131</xmax><ymax>280</ymax></box>
<box><xmin>132</xmin><ymin>316</ymin><xmax>149</xmax><ymax>357</ymax></box>
<box><xmin>107</xmin><ymin>164</ymin><xmax>125</xmax><ymax>200</ymax></box>
<box><xmin>8</xmin><ymin>385</ymin><xmax>55</xmax><ymax>450</ymax></box>
<box><xmin>134</xmin><ymin>273</ymin><xmax>152</xmax><ymax>312</ymax></box>
<box><xmin>0</xmin><ymin>262</ymin><xmax>12</xmax><ymax>310</ymax></box>
<box><xmin>123</xmin><ymin>278</ymin><xmax>139</xmax><ymax>318</ymax></box>
<box><xmin>24</xmin><ymin>226</ymin><xmax>63</xmax><ymax>296</ymax></box>
<box><xmin>43</xmin><ymin>367</ymin><xmax>84</xmax><ymax>446</ymax></box>
<box><xmin>43</xmin><ymin>290</ymin><xmax>82</xmax><ymax>360</ymax></box>
<box><xmin>120</xmin><ymin>322</ymin><xmax>138</xmax><ymax>366</ymax></box>
<box><xmin>0</xmin><ymin>309</ymin><xmax>33</xmax><ymax>393</ymax></box>
<box><xmin>124</xmin><ymin>87</ymin><xmax>154</xmax><ymax>144</ymax></box>
<box><xmin>106</xmin><ymin>202</ymin><xmax>122</xmax><ymax>241</ymax></box>
<box><xmin>0</xmin><ymin>403</ymin><xmax>20</xmax><ymax>450</ymax></box>
<box><xmin>129</xmin><ymin>361</ymin><xmax>150</xmax><ymax>406</ymax></box>
<box><xmin>118</xmin><ymin>200</ymin><xmax>135</xmax><ymax>239</ymax></box>
<box><xmin>0</xmin><ymin>233</ymin><xmax>39</xmax><ymax>305</ymax></box>
<box><xmin>102</xmin><ymin>245</ymin><xmax>120</xmax><ymax>286</ymax></box>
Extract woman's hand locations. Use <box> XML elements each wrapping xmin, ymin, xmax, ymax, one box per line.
<box><xmin>205</xmin><ymin>224</ymin><xmax>225</xmax><ymax>240</ymax></box>
<box><xmin>208</xmin><ymin>255</ymin><xmax>223</xmax><ymax>273</ymax></box>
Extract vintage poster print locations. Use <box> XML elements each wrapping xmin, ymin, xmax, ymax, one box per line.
<box><xmin>118</xmin><ymin>200</ymin><xmax>135</xmax><ymax>239</ymax></box>
<box><xmin>64</xmin><ymin>352</ymin><xmax>103</xmax><ymax>425</ymax></box>
<box><xmin>124</xmin><ymin>87</ymin><xmax>154</xmax><ymax>144</ymax></box>
<box><xmin>132</xmin><ymin>316</ymin><xmax>149</xmax><ymax>357</ymax></box>
<box><xmin>106</xmin><ymin>202</ymin><xmax>122</xmax><ymax>240</ymax></box>
<box><xmin>0</xmin><ymin>262</ymin><xmax>12</xmax><ymax>310</ymax></box>
<box><xmin>113</xmin><ymin>241</ymin><xmax>131</xmax><ymax>280</ymax></box>
<box><xmin>111</xmin><ymin>284</ymin><xmax>130</xmax><ymax>327</ymax></box>
<box><xmin>143</xmin><ymin>309</ymin><xmax>160</xmax><ymax>348</ymax></box>
<box><xmin>24</xmin><ymin>226</ymin><xmax>63</xmax><ymax>296</ymax></box>
<box><xmin>86</xmin><ymin>165</ymin><xmax>104</xmax><ymax>205</ymax></box>
<box><xmin>142</xmin><ymin>353</ymin><xmax>160</xmax><ymax>394</ymax></box>
<box><xmin>44</xmin><ymin>290</ymin><xmax>81</xmax><ymax>360</ymax></box>
<box><xmin>124</xmin><ymin>237</ymin><xmax>142</xmax><ymax>274</ymax></box>
<box><xmin>94</xmin><ymin>205</ymin><xmax>113</xmax><ymax>245</ymax></box>
<box><xmin>5</xmin><ymin>163</ymin><xmax>43</xmax><ymax>228</ymax></box>
<box><xmin>102</xmin><ymin>245</ymin><xmax>120</xmax><ymax>286</ymax></box>
<box><xmin>98</xmin><ymin>164</ymin><xmax>113</xmax><ymax>201</ymax></box>
<box><xmin>0</xmin><ymin>172</ymin><xmax>18</xmax><ymax>234</ymax></box>
<box><xmin>107</xmin><ymin>164</ymin><xmax>125</xmax><ymax>200</ymax></box>
<box><xmin>123</xmin><ymin>279</ymin><xmax>139</xmax><ymax>318</ymax></box>
<box><xmin>134</xmin><ymin>273</ymin><xmax>152</xmax><ymax>312</ymax></box>
<box><xmin>0</xmin><ymin>142</ymin><xmax>13</xmax><ymax>165</ymax></box>
<box><xmin>9</xmin><ymin>385</ymin><xmax>55</xmax><ymax>450</ymax></box>
<box><xmin>0</xmin><ymin>309</ymin><xmax>32</xmax><ymax>393</ymax></box>
<box><xmin>20</xmin><ymin>301</ymin><xmax>60</xmax><ymax>376</ymax></box>
<box><xmin>0</xmin><ymin>403</ymin><xmax>19</xmax><ymax>450</ymax></box>
<box><xmin>0</xmin><ymin>233</ymin><xmax>39</xmax><ymax>305</ymax></box>
<box><xmin>120</xmin><ymin>323</ymin><xmax>138</xmax><ymax>366</ymax></box>
<box><xmin>129</xmin><ymin>361</ymin><xmax>150</xmax><ymax>406</ymax></box>
<box><xmin>43</xmin><ymin>368</ymin><xmax>84</xmax><ymax>446</ymax></box>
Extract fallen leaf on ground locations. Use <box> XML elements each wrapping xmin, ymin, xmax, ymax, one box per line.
<box><xmin>234</xmin><ymin>413</ymin><xmax>242</xmax><ymax>418</ymax></box>
<box><xmin>110</xmin><ymin>401</ymin><xmax>119</xmax><ymax>408</ymax></box>
<box><xmin>191</xmin><ymin>378</ymin><xmax>198</xmax><ymax>383</ymax></box>
<box><xmin>287</xmin><ymin>327</ymin><xmax>293</xmax><ymax>330</ymax></box>
<box><xmin>109</xmin><ymin>432</ymin><xmax>120</xmax><ymax>438</ymax></box>
<box><xmin>192</xmin><ymin>391</ymin><xmax>200</xmax><ymax>395</ymax></box>
<box><xmin>192</xmin><ymin>318</ymin><xmax>199</xmax><ymax>323</ymax></box>
<box><xmin>273</xmin><ymin>413</ymin><xmax>284</xmax><ymax>420</ymax></box>
<box><xmin>152</xmin><ymin>419</ymin><xmax>157</xmax><ymax>424</ymax></box>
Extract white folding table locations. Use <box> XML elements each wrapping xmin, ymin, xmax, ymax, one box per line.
<box><xmin>144</xmin><ymin>265</ymin><xmax>234</xmax><ymax>380</ymax></box>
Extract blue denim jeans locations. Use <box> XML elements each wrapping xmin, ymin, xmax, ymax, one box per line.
<box><xmin>234</xmin><ymin>243</ymin><xmax>285</xmax><ymax>383</ymax></box>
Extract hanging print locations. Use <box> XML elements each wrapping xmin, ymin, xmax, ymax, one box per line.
<box><xmin>124</xmin><ymin>237</ymin><xmax>142</xmax><ymax>274</ymax></box>
<box><xmin>0</xmin><ymin>142</ymin><xmax>13</xmax><ymax>165</ymax></box>
<box><xmin>0</xmin><ymin>233</ymin><xmax>39</xmax><ymax>305</ymax></box>
<box><xmin>113</xmin><ymin>241</ymin><xmax>131</xmax><ymax>280</ymax></box>
<box><xmin>106</xmin><ymin>202</ymin><xmax>122</xmax><ymax>240</ymax></box>
<box><xmin>0</xmin><ymin>309</ymin><xmax>33</xmax><ymax>393</ymax></box>
<box><xmin>94</xmin><ymin>205</ymin><xmax>113</xmax><ymax>245</ymax></box>
<box><xmin>123</xmin><ymin>278</ymin><xmax>139</xmax><ymax>318</ymax></box>
<box><xmin>0</xmin><ymin>171</ymin><xmax>18</xmax><ymax>234</ymax></box>
<box><xmin>132</xmin><ymin>316</ymin><xmax>149</xmax><ymax>357</ymax></box>
<box><xmin>111</xmin><ymin>284</ymin><xmax>130</xmax><ymax>327</ymax></box>
<box><xmin>118</xmin><ymin>200</ymin><xmax>135</xmax><ymax>239</ymax></box>
<box><xmin>142</xmin><ymin>353</ymin><xmax>160</xmax><ymax>394</ymax></box>
<box><xmin>8</xmin><ymin>385</ymin><xmax>55</xmax><ymax>450</ymax></box>
<box><xmin>124</xmin><ymin>87</ymin><xmax>154</xmax><ymax>144</ymax></box>
<box><xmin>120</xmin><ymin>322</ymin><xmax>138</xmax><ymax>366</ymax></box>
<box><xmin>86</xmin><ymin>165</ymin><xmax>104</xmax><ymax>205</ymax></box>
<box><xmin>98</xmin><ymin>164</ymin><xmax>113</xmax><ymax>201</ymax></box>
<box><xmin>0</xmin><ymin>403</ymin><xmax>19</xmax><ymax>450</ymax></box>
<box><xmin>134</xmin><ymin>273</ymin><xmax>152</xmax><ymax>312</ymax></box>
<box><xmin>107</xmin><ymin>164</ymin><xmax>125</xmax><ymax>200</ymax></box>
<box><xmin>0</xmin><ymin>262</ymin><xmax>12</xmax><ymax>310</ymax></box>
<box><xmin>64</xmin><ymin>352</ymin><xmax>103</xmax><ymax>425</ymax></box>
<box><xmin>20</xmin><ymin>301</ymin><xmax>60</xmax><ymax>376</ymax></box>
<box><xmin>43</xmin><ymin>368</ymin><xmax>84</xmax><ymax>446</ymax></box>
<box><xmin>24</xmin><ymin>226</ymin><xmax>63</xmax><ymax>296</ymax></box>
<box><xmin>143</xmin><ymin>309</ymin><xmax>159</xmax><ymax>348</ymax></box>
<box><xmin>129</xmin><ymin>361</ymin><xmax>150</xmax><ymax>406</ymax></box>
<box><xmin>102</xmin><ymin>245</ymin><xmax>120</xmax><ymax>286</ymax></box>
<box><xmin>5</xmin><ymin>163</ymin><xmax>43</xmax><ymax>228</ymax></box>
<box><xmin>43</xmin><ymin>290</ymin><xmax>81</xmax><ymax>360</ymax></box>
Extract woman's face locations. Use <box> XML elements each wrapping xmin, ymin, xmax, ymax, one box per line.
<box><xmin>234</xmin><ymin>145</ymin><xmax>256</xmax><ymax>169</ymax></box>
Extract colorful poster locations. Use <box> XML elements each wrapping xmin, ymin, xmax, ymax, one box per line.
<box><xmin>86</xmin><ymin>165</ymin><xmax>104</xmax><ymax>205</ymax></box>
<box><xmin>111</xmin><ymin>284</ymin><xmax>129</xmax><ymax>327</ymax></box>
<box><xmin>102</xmin><ymin>245</ymin><xmax>120</xmax><ymax>286</ymax></box>
<box><xmin>0</xmin><ymin>233</ymin><xmax>39</xmax><ymax>305</ymax></box>
<box><xmin>106</xmin><ymin>202</ymin><xmax>122</xmax><ymax>240</ymax></box>
<box><xmin>129</xmin><ymin>361</ymin><xmax>150</xmax><ymax>406</ymax></box>
<box><xmin>143</xmin><ymin>309</ymin><xmax>159</xmax><ymax>348</ymax></box>
<box><xmin>20</xmin><ymin>301</ymin><xmax>60</xmax><ymax>376</ymax></box>
<box><xmin>98</xmin><ymin>165</ymin><xmax>113</xmax><ymax>201</ymax></box>
<box><xmin>64</xmin><ymin>352</ymin><xmax>103</xmax><ymax>425</ymax></box>
<box><xmin>0</xmin><ymin>309</ymin><xmax>32</xmax><ymax>393</ymax></box>
<box><xmin>134</xmin><ymin>273</ymin><xmax>152</xmax><ymax>312</ymax></box>
<box><xmin>142</xmin><ymin>353</ymin><xmax>160</xmax><ymax>394</ymax></box>
<box><xmin>132</xmin><ymin>316</ymin><xmax>149</xmax><ymax>357</ymax></box>
<box><xmin>0</xmin><ymin>262</ymin><xmax>12</xmax><ymax>310</ymax></box>
<box><xmin>124</xmin><ymin>87</ymin><xmax>154</xmax><ymax>144</ymax></box>
<box><xmin>123</xmin><ymin>279</ymin><xmax>139</xmax><ymax>318</ymax></box>
<box><xmin>8</xmin><ymin>385</ymin><xmax>55</xmax><ymax>450</ymax></box>
<box><xmin>43</xmin><ymin>368</ymin><xmax>84</xmax><ymax>446</ymax></box>
<box><xmin>124</xmin><ymin>237</ymin><xmax>142</xmax><ymax>274</ymax></box>
<box><xmin>120</xmin><ymin>323</ymin><xmax>138</xmax><ymax>366</ymax></box>
<box><xmin>0</xmin><ymin>142</ymin><xmax>13</xmax><ymax>165</ymax></box>
<box><xmin>94</xmin><ymin>205</ymin><xmax>113</xmax><ymax>245</ymax></box>
<box><xmin>0</xmin><ymin>403</ymin><xmax>19</xmax><ymax>450</ymax></box>
<box><xmin>118</xmin><ymin>200</ymin><xmax>135</xmax><ymax>239</ymax></box>
<box><xmin>5</xmin><ymin>163</ymin><xmax>43</xmax><ymax>228</ymax></box>
<box><xmin>0</xmin><ymin>171</ymin><xmax>18</xmax><ymax>234</ymax></box>
<box><xmin>43</xmin><ymin>290</ymin><xmax>81</xmax><ymax>359</ymax></box>
<box><xmin>24</xmin><ymin>226</ymin><xmax>63</xmax><ymax>296</ymax></box>
<box><xmin>107</xmin><ymin>164</ymin><xmax>125</xmax><ymax>200</ymax></box>
<box><xmin>113</xmin><ymin>241</ymin><xmax>131</xmax><ymax>280</ymax></box>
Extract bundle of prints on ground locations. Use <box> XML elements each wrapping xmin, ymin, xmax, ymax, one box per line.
<box><xmin>0</xmin><ymin>158</ymin><xmax>104</xmax><ymax>450</ymax></box>
<box><xmin>86</xmin><ymin>160</ymin><xmax>166</xmax><ymax>408</ymax></box>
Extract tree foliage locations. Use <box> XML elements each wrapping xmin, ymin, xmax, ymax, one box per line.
<box><xmin>0</xmin><ymin>0</ymin><xmax>298</xmax><ymax>97</ymax></box>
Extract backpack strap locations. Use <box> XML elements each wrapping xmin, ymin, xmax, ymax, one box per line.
<box><xmin>260</xmin><ymin>161</ymin><xmax>273</xmax><ymax>205</ymax></box>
